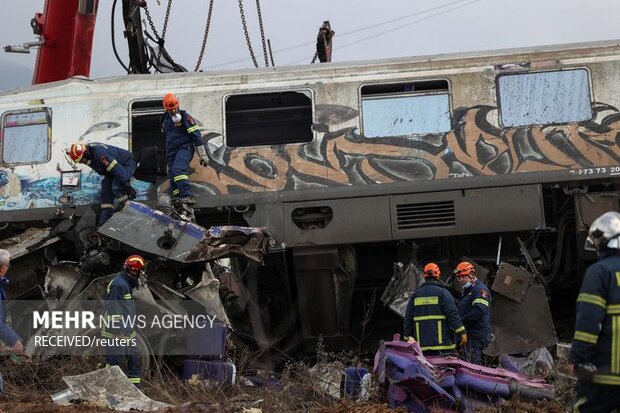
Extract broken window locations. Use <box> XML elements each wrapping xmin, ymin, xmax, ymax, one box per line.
<box><xmin>1</xmin><ymin>108</ymin><xmax>51</xmax><ymax>165</ymax></box>
<box><xmin>225</xmin><ymin>90</ymin><xmax>314</xmax><ymax>147</ymax></box>
<box><xmin>497</xmin><ymin>69</ymin><xmax>592</xmax><ymax>127</ymax></box>
<box><xmin>360</xmin><ymin>80</ymin><xmax>451</xmax><ymax>137</ymax></box>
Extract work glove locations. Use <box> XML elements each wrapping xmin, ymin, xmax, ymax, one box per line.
<box><xmin>459</xmin><ymin>333</ymin><xmax>468</xmax><ymax>347</ymax></box>
<box><xmin>125</xmin><ymin>185</ymin><xmax>137</xmax><ymax>200</ymax></box>
<box><xmin>196</xmin><ymin>144</ymin><xmax>209</xmax><ymax>167</ymax></box>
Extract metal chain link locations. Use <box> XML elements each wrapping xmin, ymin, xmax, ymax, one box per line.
<box><xmin>143</xmin><ymin>5</ymin><xmax>161</xmax><ymax>40</ymax></box>
<box><xmin>255</xmin><ymin>0</ymin><xmax>269</xmax><ymax>67</ymax></box>
<box><xmin>237</xmin><ymin>0</ymin><xmax>259</xmax><ymax>68</ymax></box>
<box><xmin>194</xmin><ymin>0</ymin><xmax>215</xmax><ymax>71</ymax></box>
<box><xmin>142</xmin><ymin>0</ymin><xmax>172</xmax><ymax>72</ymax></box>
<box><xmin>161</xmin><ymin>0</ymin><xmax>173</xmax><ymax>40</ymax></box>
<box><xmin>311</xmin><ymin>51</ymin><xmax>318</xmax><ymax>64</ymax></box>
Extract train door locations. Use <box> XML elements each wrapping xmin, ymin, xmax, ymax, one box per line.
<box><xmin>130</xmin><ymin>99</ymin><xmax>167</xmax><ymax>183</ymax></box>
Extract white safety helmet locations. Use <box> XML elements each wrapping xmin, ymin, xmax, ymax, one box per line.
<box><xmin>585</xmin><ymin>211</ymin><xmax>620</xmax><ymax>252</ymax></box>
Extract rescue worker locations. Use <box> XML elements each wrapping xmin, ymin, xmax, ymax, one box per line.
<box><xmin>161</xmin><ymin>93</ymin><xmax>209</xmax><ymax>208</ymax></box>
<box><xmin>403</xmin><ymin>263</ymin><xmax>467</xmax><ymax>355</ymax></box>
<box><xmin>0</xmin><ymin>249</ymin><xmax>23</xmax><ymax>394</ymax></box>
<box><xmin>67</xmin><ymin>143</ymin><xmax>137</xmax><ymax>224</ymax></box>
<box><xmin>569</xmin><ymin>211</ymin><xmax>620</xmax><ymax>412</ymax></box>
<box><xmin>454</xmin><ymin>261</ymin><xmax>491</xmax><ymax>365</ymax></box>
<box><xmin>102</xmin><ymin>254</ymin><xmax>146</xmax><ymax>386</ymax></box>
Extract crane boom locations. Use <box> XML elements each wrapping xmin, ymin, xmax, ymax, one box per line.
<box><xmin>31</xmin><ymin>0</ymin><xmax>98</xmax><ymax>84</ymax></box>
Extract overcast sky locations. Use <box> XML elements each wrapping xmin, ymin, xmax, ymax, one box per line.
<box><xmin>1</xmin><ymin>0</ymin><xmax>620</xmax><ymax>90</ymax></box>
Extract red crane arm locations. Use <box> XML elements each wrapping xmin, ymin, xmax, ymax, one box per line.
<box><xmin>32</xmin><ymin>0</ymin><xmax>98</xmax><ymax>85</ymax></box>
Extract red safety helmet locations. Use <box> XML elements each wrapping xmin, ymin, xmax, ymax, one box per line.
<box><xmin>124</xmin><ymin>255</ymin><xmax>146</xmax><ymax>275</ymax></box>
<box><xmin>423</xmin><ymin>263</ymin><xmax>441</xmax><ymax>278</ymax></box>
<box><xmin>68</xmin><ymin>143</ymin><xmax>86</xmax><ymax>163</ymax></box>
<box><xmin>163</xmin><ymin>93</ymin><xmax>179</xmax><ymax>110</ymax></box>
<box><xmin>455</xmin><ymin>261</ymin><xmax>475</xmax><ymax>278</ymax></box>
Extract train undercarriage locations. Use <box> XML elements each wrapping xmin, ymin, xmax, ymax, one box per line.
<box><xmin>2</xmin><ymin>179</ymin><xmax>617</xmax><ymax>364</ymax></box>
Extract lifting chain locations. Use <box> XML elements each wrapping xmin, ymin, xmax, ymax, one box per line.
<box><xmin>237</xmin><ymin>0</ymin><xmax>259</xmax><ymax>68</ymax></box>
<box><xmin>255</xmin><ymin>0</ymin><xmax>269</xmax><ymax>67</ymax></box>
<box><xmin>311</xmin><ymin>51</ymin><xmax>318</xmax><ymax>64</ymax></box>
<box><xmin>194</xmin><ymin>0</ymin><xmax>215</xmax><ymax>71</ymax></box>
<box><xmin>142</xmin><ymin>0</ymin><xmax>173</xmax><ymax>71</ymax></box>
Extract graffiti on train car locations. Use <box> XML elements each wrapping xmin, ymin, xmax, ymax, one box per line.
<box><xmin>184</xmin><ymin>102</ymin><xmax>620</xmax><ymax>195</ymax></box>
<box><xmin>0</xmin><ymin>102</ymin><xmax>619</xmax><ymax>210</ymax></box>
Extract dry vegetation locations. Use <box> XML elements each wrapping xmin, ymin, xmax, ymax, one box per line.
<box><xmin>0</xmin><ymin>349</ymin><xmax>575</xmax><ymax>413</ymax></box>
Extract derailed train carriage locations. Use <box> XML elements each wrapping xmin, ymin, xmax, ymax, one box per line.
<box><xmin>1</xmin><ymin>39</ymin><xmax>619</xmax><ymax>356</ymax></box>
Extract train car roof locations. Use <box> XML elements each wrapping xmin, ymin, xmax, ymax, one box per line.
<box><xmin>2</xmin><ymin>38</ymin><xmax>620</xmax><ymax>100</ymax></box>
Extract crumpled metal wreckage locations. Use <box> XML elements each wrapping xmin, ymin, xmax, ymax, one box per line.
<box><xmin>98</xmin><ymin>201</ymin><xmax>273</xmax><ymax>263</ymax></box>
<box><xmin>21</xmin><ymin>201</ymin><xmax>274</xmax><ymax>357</ymax></box>
<box><xmin>374</xmin><ymin>340</ymin><xmax>555</xmax><ymax>413</ymax></box>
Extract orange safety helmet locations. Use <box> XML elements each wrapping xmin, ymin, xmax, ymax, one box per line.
<box><xmin>124</xmin><ymin>254</ymin><xmax>146</xmax><ymax>274</ymax></box>
<box><xmin>423</xmin><ymin>263</ymin><xmax>441</xmax><ymax>278</ymax></box>
<box><xmin>68</xmin><ymin>143</ymin><xmax>87</xmax><ymax>163</ymax></box>
<box><xmin>163</xmin><ymin>93</ymin><xmax>179</xmax><ymax>110</ymax></box>
<box><xmin>455</xmin><ymin>261</ymin><xmax>475</xmax><ymax>277</ymax></box>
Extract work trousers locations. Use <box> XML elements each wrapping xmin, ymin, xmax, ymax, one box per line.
<box><xmin>167</xmin><ymin>144</ymin><xmax>194</xmax><ymax>198</ymax></box>
<box><xmin>574</xmin><ymin>380</ymin><xmax>620</xmax><ymax>412</ymax></box>
<box><xmin>461</xmin><ymin>336</ymin><xmax>490</xmax><ymax>365</ymax></box>
<box><xmin>105</xmin><ymin>333</ymin><xmax>142</xmax><ymax>385</ymax></box>
<box><xmin>99</xmin><ymin>160</ymin><xmax>136</xmax><ymax>224</ymax></box>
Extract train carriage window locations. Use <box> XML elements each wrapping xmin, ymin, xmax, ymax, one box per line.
<box><xmin>361</xmin><ymin>80</ymin><xmax>451</xmax><ymax>137</ymax></box>
<box><xmin>225</xmin><ymin>90</ymin><xmax>313</xmax><ymax>147</ymax></box>
<box><xmin>1</xmin><ymin>108</ymin><xmax>51</xmax><ymax>165</ymax></box>
<box><xmin>497</xmin><ymin>69</ymin><xmax>592</xmax><ymax>127</ymax></box>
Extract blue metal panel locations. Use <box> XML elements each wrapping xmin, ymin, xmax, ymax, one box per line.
<box><xmin>498</xmin><ymin>69</ymin><xmax>592</xmax><ymax>127</ymax></box>
<box><xmin>362</xmin><ymin>94</ymin><xmax>451</xmax><ymax>137</ymax></box>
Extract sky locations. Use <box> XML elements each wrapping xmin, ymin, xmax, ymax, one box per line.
<box><xmin>1</xmin><ymin>0</ymin><xmax>620</xmax><ymax>90</ymax></box>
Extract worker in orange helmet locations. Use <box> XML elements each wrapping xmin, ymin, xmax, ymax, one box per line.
<box><xmin>102</xmin><ymin>254</ymin><xmax>147</xmax><ymax>386</ymax></box>
<box><xmin>454</xmin><ymin>261</ymin><xmax>492</xmax><ymax>365</ymax></box>
<box><xmin>403</xmin><ymin>263</ymin><xmax>467</xmax><ymax>356</ymax></box>
<box><xmin>161</xmin><ymin>93</ymin><xmax>209</xmax><ymax>208</ymax></box>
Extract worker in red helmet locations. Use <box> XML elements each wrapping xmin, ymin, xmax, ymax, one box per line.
<box><xmin>161</xmin><ymin>93</ymin><xmax>209</xmax><ymax>210</ymax></box>
<box><xmin>454</xmin><ymin>261</ymin><xmax>491</xmax><ymax>365</ymax></box>
<box><xmin>102</xmin><ymin>254</ymin><xmax>147</xmax><ymax>386</ymax></box>
<box><xmin>67</xmin><ymin>143</ymin><xmax>137</xmax><ymax>224</ymax></box>
<box><xmin>403</xmin><ymin>263</ymin><xmax>467</xmax><ymax>356</ymax></box>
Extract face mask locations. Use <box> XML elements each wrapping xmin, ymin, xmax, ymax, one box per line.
<box><xmin>172</xmin><ymin>113</ymin><xmax>182</xmax><ymax>123</ymax></box>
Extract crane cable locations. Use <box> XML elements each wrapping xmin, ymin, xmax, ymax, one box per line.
<box><xmin>110</xmin><ymin>0</ymin><xmax>131</xmax><ymax>73</ymax></box>
<box><xmin>194</xmin><ymin>0</ymin><xmax>215</xmax><ymax>71</ymax></box>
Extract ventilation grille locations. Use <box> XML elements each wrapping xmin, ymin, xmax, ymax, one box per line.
<box><xmin>396</xmin><ymin>200</ymin><xmax>455</xmax><ymax>229</ymax></box>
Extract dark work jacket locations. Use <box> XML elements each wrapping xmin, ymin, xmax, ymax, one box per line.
<box><xmin>569</xmin><ymin>251</ymin><xmax>620</xmax><ymax>386</ymax></box>
<box><xmin>0</xmin><ymin>280</ymin><xmax>18</xmax><ymax>346</ymax></box>
<box><xmin>457</xmin><ymin>280</ymin><xmax>491</xmax><ymax>340</ymax></box>
<box><xmin>161</xmin><ymin>110</ymin><xmax>203</xmax><ymax>155</ymax></box>
<box><xmin>86</xmin><ymin>144</ymin><xmax>135</xmax><ymax>186</ymax></box>
<box><xmin>102</xmin><ymin>271</ymin><xmax>138</xmax><ymax>338</ymax></box>
<box><xmin>404</xmin><ymin>278</ymin><xmax>465</xmax><ymax>352</ymax></box>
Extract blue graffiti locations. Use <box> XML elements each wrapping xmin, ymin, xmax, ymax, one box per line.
<box><xmin>0</xmin><ymin>172</ymin><xmax>154</xmax><ymax>211</ymax></box>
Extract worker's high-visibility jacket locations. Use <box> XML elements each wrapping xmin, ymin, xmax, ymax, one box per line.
<box><xmin>569</xmin><ymin>251</ymin><xmax>620</xmax><ymax>386</ymax></box>
<box><xmin>161</xmin><ymin>110</ymin><xmax>203</xmax><ymax>155</ymax></box>
<box><xmin>457</xmin><ymin>280</ymin><xmax>491</xmax><ymax>340</ymax></box>
<box><xmin>102</xmin><ymin>270</ymin><xmax>137</xmax><ymax>339</ymax></box>
<box><xmin>404</xmin><ymin>278</ymin><xmax>465</xmax><ymax>352</ymax></box>
<box><xmin>86</xmin><ymin>144</ymin><xmax>134</xmax><ymax>187</ymax></box>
